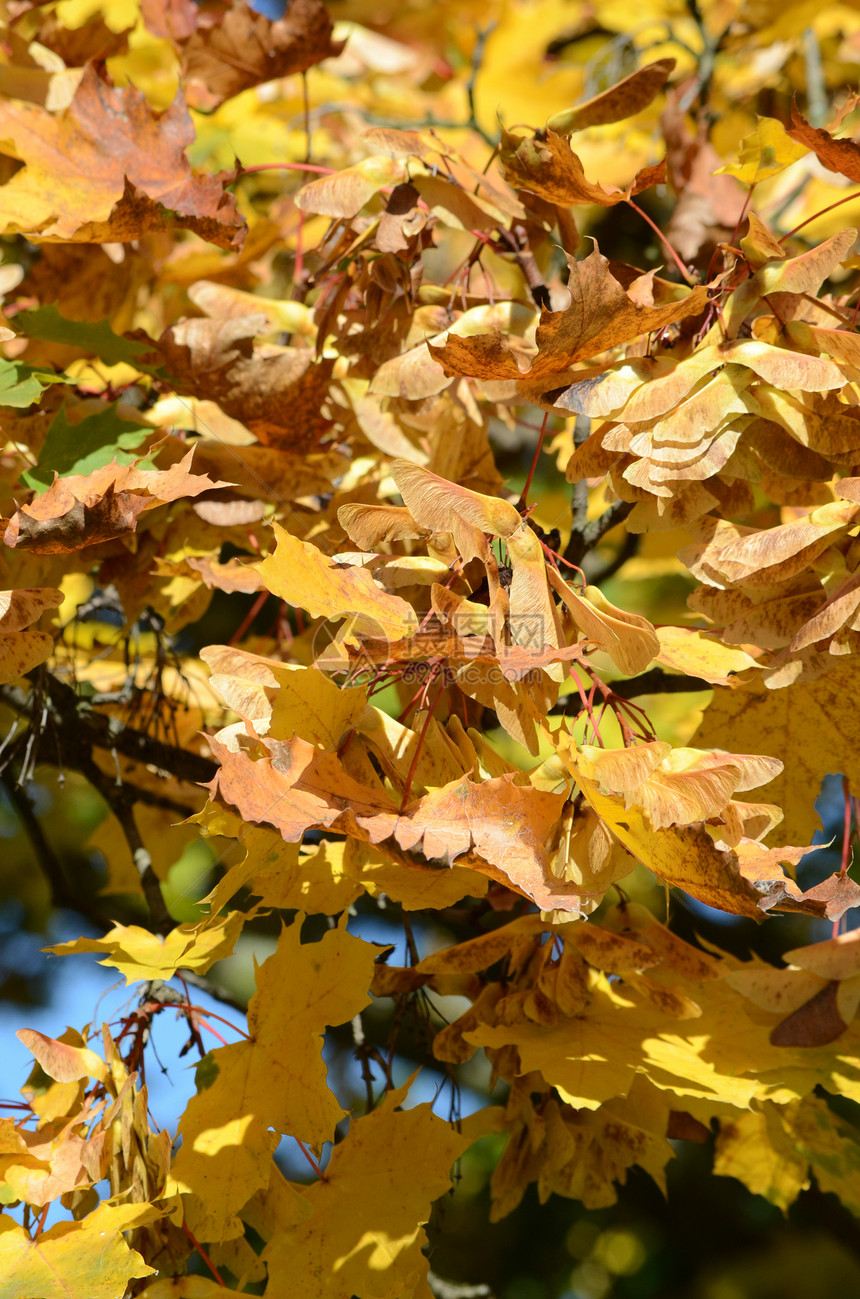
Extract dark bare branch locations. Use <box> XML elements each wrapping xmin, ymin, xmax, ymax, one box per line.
<box><xmin>564</xmin><ymin>498</ymin><xmax>634</xmax><ymax>568</ymax></box>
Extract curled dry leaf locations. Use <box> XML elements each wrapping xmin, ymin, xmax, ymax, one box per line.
<box><xmin>574</xmin><ymin>742</ymin><xmax>782</xmax><ymax>831</ymax></box>
<box><xmin>549</xmin><ymin>569</ymin><xmax>659</xmax><ymax>676</ymax></box>
<box><xmin>786</xmin><ymin>100</ymin><xmax>860</xmax><ymax>184</ymax></box>
<box><xmin>561</xmin><ymin>738</ymin><xmax>801</xmax><ymax>919</ymax></box>
<box><xmin>4</xmin><ymin>451</ymin><xmax>229</xmax><ymax>553</ymax></box>
<box><xmin>547</xmin><ymin>58</ymin><xmax>676</xmax><ymax>133</ymax></box>
<box><xmin>500</xmin><ymin>128</ymin><xmax>667</xmax><ymax>207</ymax></box>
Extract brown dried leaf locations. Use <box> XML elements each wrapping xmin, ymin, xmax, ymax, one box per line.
<box><xmin>759</xmin><ymin>871</ymin><xmax>860</xmax><ymax>921</ymax></box>
<box><xmin>157</xmin><ymin>316</ymin><xmax>333</xmax><ymax>449</ymax></box>
<box><xmin>770</xmin><ymin>981</ymin><xmax>848</xmax><ymax>1047</ymax></box>
<box><xmin>547</xmin><ymin>58</ymin><xmax>675</xmax><ymax>132</ymax></box>
<box><xmin>140</xmin><ymin>0</ymin><xmax>198</xmax><ymax>42</ymax></box>
<box><xmin>209</xmin><ymin>735</ymin><xmax>581</xmax><ymax>911</ymax></box>
<box><xmin>431</xmin><ymin>248</ymin><xmax>707</xmax><ymax>380</ymax></box>
<box><xmin>182</xmin><ymin>0</ymin><xmax>344</xmax><ymax>111</ymax></box>
<box><xmin>500</xmin><ymin>128</ymin><xmax>666</xmax><ymax>206</ymax></box>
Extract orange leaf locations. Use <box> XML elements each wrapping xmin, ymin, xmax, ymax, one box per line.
<box><xmin>4</xmin><ymin>451</ymin><xmax>229</xmax><ymax>553</ymax></box>
<box><xmin>786</xmin><ymin>100</ymin><xmax>860</xmax><ymax>184</ymax></box>
<box><xmin>0</xmin><ymin>66</ymin><xmax>244</xmax><ymax>248</ymax></box>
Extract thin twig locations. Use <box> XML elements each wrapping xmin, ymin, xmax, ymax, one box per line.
<box><xmin>2</xmin><ymin>778</ymin><xmax>104</xmax><ymax>927</ymax></box>
<box><xmin>79</xmin><ymin>755</ymin><xmax>173</xmax><ymax>933</ymax></box>
<box><xmin>0</xmin><ymin>675</ymin><xmax>217</xmax><ymax>786</ymax></box>
<box><xmin>585</xmin><ymin>529</ymin><xmax>640</xmax><ymax>584</ymax></box>
<box><xmin>595</xmin><ymin>667</ymin><xmax>711</xmax><ymax>700</ymax></box>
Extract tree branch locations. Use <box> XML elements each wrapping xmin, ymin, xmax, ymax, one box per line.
<box><xmin>429</xmin><ymin>1275</ymin><xmax>494</xmax><ymax>1299</ymax></box>
<box><xmin>0</xmin><ymin>669</ymin><xmax>216</xmax><ymax>933</ymax></box>
<box><xmin>0</xmin><ymin>673</ymin><xmax>217</xmax><ymax>786</ymax></box>
<box><xmin>2</xmin><ymin>778</ymin><xmax>105</xmax><ymax>928</ymax></box>
<box><xmin>605</xmin><ymin>667</ymin><xmax>712</xmax><ymax>699</ymax></box>
<box><xmin>584</xmin><ymin>528</ymin><xmax>639</xmax><ymax>584</ymax></box>
<box><xmin>564</xmin><ymin>498</ymin><xmax>634</xmax><ymax>568</ymax></box>
<box><xmin>549</xmin><ymin>667</ymin><xmax>711</xmax><ymax>714</ymax></box>
<box><xmin>496</xmin><ymin>224</ymin><xmax>551</xmax><ymax>310</ymax></box>
<box><xmin>180</xmin><ymin>969</ymin><xmax>249</xmax><ymax>1015</ymax></box>
<box><xmin>78</xmin><ymin>754</ymin><xmax>173</xmax><ymax>934</ymax></box>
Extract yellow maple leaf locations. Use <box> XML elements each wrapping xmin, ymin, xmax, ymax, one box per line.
<box><xmin>713</xmin><ymin>1103</ymin><xmax>810</xmax><ymax>1210</ymax></box>
<box><xmin>46</xmin><ymin>915</ymin><xmax>245</xmax><ymax>984</ymax></box>
<box><xmin>259</xmin><ymin>1079</ymin><xmax>472</xmax><ymax>1299</ymax></box>
<box><xmin>715</xmin><ymin>116</ymin><xmax>809</xmax><ymax>185</ymax></box>
<box><xmin>167</xmin><ymin>919</ymin><xmax>376</xmax><ymax>1239</ymax></box>
<box><xmin>257</xmin><ymin>523</ymin><xmax>418</xmax><ymax>643</ymax></box>
<box><xmin>0</xmin><ymin>1201</ymin><xmax>159</xmax><ymax>1299</ymax></box>
<box><xmin>694</xmin><ymin>660</ymin><xmax>860</xmax><ymax>843</ymax></box>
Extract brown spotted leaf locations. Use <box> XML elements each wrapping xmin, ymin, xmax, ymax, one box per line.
<box><xmin>0</xmin><ymin>588</ymin><xmax>63</xmax><ymax>632</ymax></box>
<box><xmin>157</xmin><ymin>316</ymin><xmax>333</xmax><ymax>449</ymax></box>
